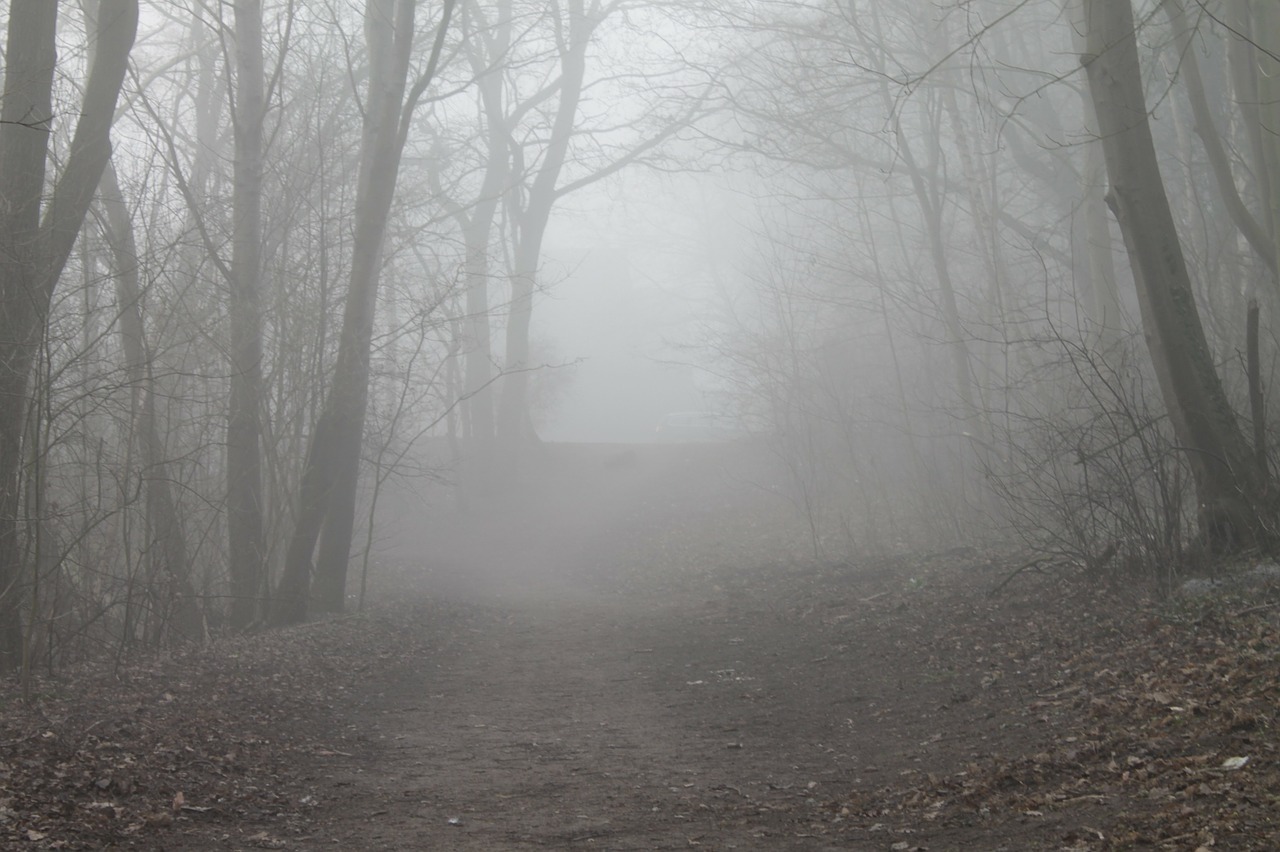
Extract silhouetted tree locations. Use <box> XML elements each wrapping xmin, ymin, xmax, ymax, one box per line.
<box><xmin>0</xmin><ymin>0</ymin><xmax>139</xmax><ymax>670</ymax></box>
<box><xmin>1080</xmin><ymin>0</ymin><xmax>1271</xmax><ymax>547</ymax></box>
<box><xmin>272</xmin><ymin>0</ymin><xmax>456</xmax><ymax>624</ymax></box>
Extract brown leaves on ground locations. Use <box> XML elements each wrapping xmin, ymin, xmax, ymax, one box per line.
<box><xmin>0</xmin><ymin>609</ymin><xmax>433</xmax><ymax>850</ymax></box>
<box><xmin>829</xmin><ymin>557</ymin><xmax>1280</xmax><ymax>850</ymax></box>
<box><xmin>1</xmin><ymin>547</ymin><xmax>1277</xmax><ymax>851</ymax></box>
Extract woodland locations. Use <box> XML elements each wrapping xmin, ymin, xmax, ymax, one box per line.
<box><xmin>1</xmin><ymin>1</ymin><xmax>1279</xmax><ymax>847</ymax></box>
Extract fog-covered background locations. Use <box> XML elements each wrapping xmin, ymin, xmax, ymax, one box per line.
<box><xmin>1</xmin><ymin>0</ymin><xmax>1277</xmax><ymax>676</ymax></box>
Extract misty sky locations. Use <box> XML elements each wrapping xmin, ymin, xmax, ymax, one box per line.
<box><xmin>533</xmin><ymin>171</ymin><xmax>736</xmax><ymax>442</ymax></box>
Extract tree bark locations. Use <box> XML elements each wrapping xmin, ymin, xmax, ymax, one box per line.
<box><xmin>893</xmin><ymin>116</ymin><xmax>990</xmax><ymax>451</ymax></box>
<box><xmin>227</xmin><ymin>0</ymin><xmax>269</xmax><ymax>629</ymax></box>
<box><xmin>1081</xmin><ymin>0</ymin><xmax>1269</xmax><ymax>547</ymax></box>
<box><xmin>0</xmin><ymin>0</ymin><xmax>139</xmax><ymax>670</ymax></box>
<box><xmin>496</xmin><ymin>0</ymin><xmax>590</xmax><ymax>458</ymax></box>
<box><xmin>1161</xmin><ymin>0</ymin><xmax>1276</xmax><ymax>279</ymax></box>
<box><xmin>1067</xmin><ymin>0</ymin><xmax>1124</xmax><ymax>346</ymax></box>
<box><xmin>1251</xmin><ymin>2</ymin><xmax>1280</xmax><ymax>274</ymax></box>
<box><xmin>98</xmin><ymin>163</ymin><xmax>203</xmax><ymax>642</ymax></box>
<box><xmin>458</xmin><ymin>0</ymin><xmax>513</xmax><ymax>446</ymax></box>
<box><xmin>1246</xmin><ymin>299</ymin><xmax>1267</xmax><ymax>486</ymax></box>
<box><xmin>273</xmin><ymin>0</ymin><xmax>455</xmax><ymax>624</ymax></box>
<box><xmin>857</xmin><ymin>4</ymin><xmax>990</xmax><ymax>454</ymax></box>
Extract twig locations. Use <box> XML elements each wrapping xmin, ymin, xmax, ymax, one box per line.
<box><xmin>1229</xmin><ymin>602</ymin><xmax>1278</xmax><ymax>618</ymax></box>
<box><xmin>989</xmin><ymin>557</ymin><xmax>1050</xmax><ymax>596</ymax></box>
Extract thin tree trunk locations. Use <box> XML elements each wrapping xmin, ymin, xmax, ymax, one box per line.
<box><xmin>273</xmin><ymin>0</ymin><xmax>454</xmax><ymax>624</ymax></box>
<box><xmin>1067</xmin><ymin>0</ymin><xmax>1124</xmax><ymax>346</ymax></box>
<box><xmin>1161</xmin><ymin>0</ymin><xmax>1276</xmax><ymax>279</ymax></box>
<box><xmin>458</xmin><ymin>0</ymin><xmax>510</xmax><ymax>443</ymax></box>
<box><xmin>1246</xmin><ymin>299</ymin><xmax>1267</xmax><ymax>485</ymax></box>
<box><xmin>495</xmin><ymin>247</ymin><xmax>542</xmax><ymax>454</ymax></box>
<box><xmin>444</xmin><ymin>0</ymin><xmax>514</xmax><ymax>496</ymax></box>
<box><xmin>99</xmin><ymin>163</ymin><xmax>202</xmax><ymax>641</ymax></box>
<box><xmin>1251</xmin><ymin>2</ymin><xmax>1280</xmax><ymax>274</ymax></box>
<box><xmin>462</xmin><ymin>223</ymin><xmax>497</xmax><ymax>441</ymax></box>
<box><xmin>496</xmin><ymin>0</ymin><xmax>589</xmax><ymax>458</ymax></box>
<box><xmin>893</xmin><ymin>116</ymin><xmax>989</xmax><ymax>450</ymax></box>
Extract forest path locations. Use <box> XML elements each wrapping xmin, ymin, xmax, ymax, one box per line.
<box><xmin>27</xmin><ymin>543</ymin><xmax>1274</xmax><ymax>851</ymax></box>
<box><xmin>268</xmin><ymin>553</ymin><xmax>1068</xmax><ymax>852</ymax></box>
<box><xmin>315</xmin><ymin>591</ymin><xmax>865</xmax><ymax>850</ymax></box>
<box><xmin>9</xmin><ymin>442</ymin><xmax>1274</xmax><ymax>850</ymax></box>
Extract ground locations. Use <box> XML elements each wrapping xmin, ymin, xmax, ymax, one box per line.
<box><xmin>2</xmin><ymin>443</ymin><xmax>1277</xmax><ymax>850</ymax></box>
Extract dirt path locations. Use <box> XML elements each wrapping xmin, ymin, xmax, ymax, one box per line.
<box><xmin>8</xmin><ymin>550</ymin><xmax>1278</xmax><ymax>850</ymax></box>
<box><xmin>316</xmin><ymin>595</ymin><xmax>865</xmax><ymax>850</ymax></box>
<box><xmin>193</xmin><ymin>557</ymin><xmax>1276</xmax><ymax>852</ymax></box>
<box><xmin>227</xmin><ymin>553</ymin><xmax>1074</xmax><ymax>852</ymax></box>
<box><xmin>5</xmin><ymin>444</ymin><xmax>1276</xmax><ymax>850</ymax></box>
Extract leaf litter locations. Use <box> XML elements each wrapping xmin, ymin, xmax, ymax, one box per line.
<box><xmin>0</xmin><ymin>544</ymin><xmax>1276</xmax><ymax>850</ymax></box>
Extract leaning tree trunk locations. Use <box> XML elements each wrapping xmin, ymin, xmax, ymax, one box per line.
<box><xmin>1161</xmin><ymin>0</ymin><xmax>1276</xmax><ymax>280</ymax></box>
<box><xmin>0</xmin><ymin>0</ymin><xmax>139</xmax><ymax>670</ymax></box>
<box><xmin>1081</xmin><ymin>0</ymin><xmax>1270</xmax><ymax>547</ymax></box>
<box><xmin>272</xmin><ymin>0</ymin><xmax>455</xmax><ymax>624</ymax></box>
<box><xmin>99</xmin><ymin>163</ymin><xmax>203</xmax><ymax>641</ymax></box>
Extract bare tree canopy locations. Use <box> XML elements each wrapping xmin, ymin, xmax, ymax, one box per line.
<box><xmin>0</xmin><ymin>0</ymin><xmax>1275</xmax><ymax>698</ymax></box>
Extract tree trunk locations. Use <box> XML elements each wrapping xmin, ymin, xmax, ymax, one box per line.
<box><xmin>1161</xmin><ymin>0</ymin><xmax>1276</xmax><ymax>279</ymax></box>
<box><xmin>496</xmin><ymin>0</ymin><xmax>589</xmax><ymax>459</ymax></box>
<box><xmin>272</xmin><ymin>0</ymin><xmax>454</xmax><ymax>624</ymax></box>
<box><xmin>1067</xmin><ymin>0</ymin><xmax>1124</xmax><ymax>346</ymax></box>
<box><xmin>99</xmin><ymin>163</ymin><xmax>202</xmax><ymax>641</ymax></box>
<box><xmin>0</xmin><ymin>0</ymin><xmax>139</xmax><ymax>670</ymax></box>
<box><xmin>458</xmin><ymin>0</ymin><xmax>510</xmax><ymax>443</ymax></box>
<box><xmin>495</xmin><ymin>248</ymin><xmax>541</xmax><ymax>454</ymax></box>
<box><xmin>462</xmin><ymin>223</ymin><xmax>497</xmax><ymax>442</ymax></box>
<box><xmin>1081</xmin><ymin>0</ymin><xmax>1269</xmax><ymax>547</ymax></box>
<box><xmin>893</xmin><ymin>116</ymin><xmax>990</xmax><ymax>451</ymax></box>
<box><xmin>1250</xmin><ymin>2</ymin><xmax>1280</xmax><ymax>274</ymax></box>
<box><xmin>227</xmin><ymin>0</ymin><xmax>269</xmax><ymax>629</ymax></box>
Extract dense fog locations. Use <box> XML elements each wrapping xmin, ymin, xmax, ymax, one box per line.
<box><xmin>1</xmin><ymin>0</ymin><xmax>1276</xmax><ymax>678</ymax></box>
<box><xmin>4</xmin><ymin>3</ymin><xmax>1280</xmax><ymax>848</ymax></box>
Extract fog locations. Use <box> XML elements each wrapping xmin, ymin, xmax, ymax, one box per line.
<box><xmin>5</xmin><ymin>0</ymin><xmax>1278</xmax><ymax>618</ymax></box>
<box><xmin>0</xmin><ymin>0</ymin><xmax>1272</xmax><ymax>636</ymax></box>
<box><xmin>531</xmin><ymin>235</ymin><xmax>703</xmax><ymax>444</ymax></box>
<box><xmin>3</xmin><ymin>0</ymin><xmax>1278</xmax><ymax>845</ymax></box>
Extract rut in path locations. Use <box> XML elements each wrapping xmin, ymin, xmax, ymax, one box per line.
<box><xmin>300</xmin><ymin>443</ymin><xmax>1037</xmax><ymax>850</ymax></box>
<box><xmin>314</xmin><ymin>590</ymin><xmax>875</xmax><ymax>851</ymax></box>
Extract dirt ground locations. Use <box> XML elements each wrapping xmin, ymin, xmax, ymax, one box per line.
<box><xmin>2</xmin><ymin>443</ymin><xmax>1277</xmax><ymax>850</ymax></box>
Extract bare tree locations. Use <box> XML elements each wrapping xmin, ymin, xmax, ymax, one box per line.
<box><xmin>1080</xmin><ymin>0</ymin><xmax>1270</xmax><ymax>547</ymax></box>
<box><xmin>0</xmin><ymin>0</ymin><xmax>140</xmax><ymax>670</ymax></box>
<box><xmin>226</xmin><ymin>0</ymin><xmax>270</xmax><ymax>629</ymax></box>
<box><xmin>488</xmin><ymin>0</ymin><xmax>719</xmax><ymax>463</ymax></box>
<box><xmin>1160</xmin><ymin>0</ymin><xmax>1275</xmax><ymax>281</ymax></box>
<box><xmin>454</xmin><ymin>0</ymin><xmax>513</xmax><ymax>448</ymax></box>
<box><xmin>492</xmin><ymin>0</ymin><xmax>593</xmax><ymax>455</ymax></box>
<box><xmin>97</xmin><ymin>161</ymin><xmax>203</xmax><ymax>642</ymax></box>
<box><xmin>272</xmin><ymin>0</ymin><xmax>456</xmax><ymax>624</ymax></box>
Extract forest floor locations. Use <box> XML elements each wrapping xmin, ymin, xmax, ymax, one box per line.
<box><xmin>1</xmin><ymin>442</ymin><xmax>1278</xmax><ymax>850</ymax></box>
